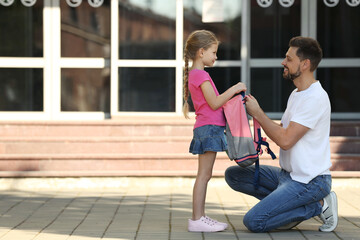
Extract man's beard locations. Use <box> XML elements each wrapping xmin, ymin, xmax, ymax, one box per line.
<box><xmin>283</xmin><ymin>66</ymin><xmax>301</xmax><ymax>81</ymax></box>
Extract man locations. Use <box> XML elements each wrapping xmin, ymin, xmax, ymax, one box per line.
<box><xmin>225</xmin><ymin>36</ymin><xmax>338</xmax><ymax>232</ymax></box>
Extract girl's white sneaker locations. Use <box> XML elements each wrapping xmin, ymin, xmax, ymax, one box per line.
<box><xmin>205</xmin><ymin>216</ymin><xmax>228</xmax><ymax>229</ymax></box>
<box><xmin>188</xmin><ymin>216</ymin><xmax>227</xmax><ymax>232</ymax></box>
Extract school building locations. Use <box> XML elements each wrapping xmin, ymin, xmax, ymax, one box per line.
<box><xmin>0</xmin><ymin>0</ymin><xmax>359</xmax><ymax>177</ymax></box>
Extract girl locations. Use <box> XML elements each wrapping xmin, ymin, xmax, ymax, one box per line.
<box><xmin>183</xmin><ymin>30</ymin><xmax>247</xmax><ymax>232</ymax></box>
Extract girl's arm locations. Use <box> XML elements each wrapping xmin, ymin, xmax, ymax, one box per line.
<box><xmin>201</xmin><ymin>81</ymin><xmax>247</xmax><ymax>110</ymax></box>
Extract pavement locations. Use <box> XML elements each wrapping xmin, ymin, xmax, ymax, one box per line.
<box><xmin>0</xmin><ymin>177</ymin><xmax>359</xmax><ymax>240</ymax></box>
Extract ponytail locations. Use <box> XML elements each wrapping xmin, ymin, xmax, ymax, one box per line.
<box><xmin>183</xmin><ymin>56</ymin><xmax>190</xmax><ymax>119</ymax></box>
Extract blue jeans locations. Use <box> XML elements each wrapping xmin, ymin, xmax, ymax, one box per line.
<box><xmin>225</xmin><ymin>165</ymin><xmax>331</xmax><ymax>232</ymax></box>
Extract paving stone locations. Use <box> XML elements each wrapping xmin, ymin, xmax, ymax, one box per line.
<box><xmin>0</xmin><ymin>177</ymin><xmax>358</xmax><ymax>240</ymax></box>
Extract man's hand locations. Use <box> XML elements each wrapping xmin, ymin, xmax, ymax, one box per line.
<box><xmin>244</xmin><ymin>94</ymin><xmax>309</xmax><ymax>150</ymax></box>
<box><xmin>244</xmin><ymin>94</ymin><xmax>262</xmax><ymax>119</ymax></box>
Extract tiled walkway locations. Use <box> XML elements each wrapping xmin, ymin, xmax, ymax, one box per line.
<box><xmin>0</xmin><ymin>177</ymin><xmax>359</xmax><ymax>240</ymax></box>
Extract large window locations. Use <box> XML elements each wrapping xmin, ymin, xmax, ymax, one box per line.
<box><xmin>60</xmin><ymin>1</ymin><xmax>111</xmax><ymax>114</ymax></box>
<box><xmin>61</xmin><ymin>68</ymin><xmax>110</xmax><ymax>112</ymax></box>
<box><xmin>119</xmin><ymin>68</ymin><xmax>175</xmax><ymax>112</ymax></box>
<box><xmin>116</xmin><ymin>0</ymin><xmax>177</xmax><ymax>113</ymax></box>
<box><xmin>251</xmin><ymin>68</ymin><xmax>294</xmax><ymax>112</ymax></box>
<box><xmin>184</xmin><ymin>0</ymin><xmax>242</xmax><ymax>60</ymax></box>
<box><xmin>61</xmin><ymin>1</ymin><xmax>110</xmax><ymax>58</ymax></box>
<box><xmin>119</xmin><ymin>0</ymin><xmax>176</xmax><ymax>59</ymax></box>
<box><xmin>0</xmin><ymin>1</ymin><xmax>43</xmax><ymax>113</ymax></box>
<box><xmin>317</xmin><ymin>1</ymin><xmax>360</xmax><ymax>58</ymax></box>
<box><xmin>0</xmin><ymin>0</ymin><xmax>359</xmax><ymax>120</ymax></box>
<box><xmin>184</xmin><ymin>0</ymin><xmax>242</xmax><ymax>112</ymax></box>
<box><xmin>207</xmin><ymin>67</ymin><xmax>242</xmax><ymax>94</ymax></box>
<box><xmin>318</xmin><ymin>68</ymin><xmax>360</xmax><ymax>113</ymax></box>
<box><xmin>0</xmin><ymin>1</ymin><xmax>43</xmax><ymax>57</ymax></box>
<box><xmin>0</xmin><ymin>68</ymin><xmax>43</xmax><ymax>111</ymax></box>
<box><xmin>316</xmin><ymin>1</ymin><xmax>360</xmax><ymax>117</ymax></box>
<box><xmin>250</xmin><ymin>0</ymin><xmax>300</xmax><ymax>114</ymax></box>
<box><xmin>251</xmin><ymin>0</ymin><xmax>300</xmax><ymax>58</ymax></box>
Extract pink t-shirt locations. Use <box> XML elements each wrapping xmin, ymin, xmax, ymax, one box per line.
<box><xmin>188</xmin><ymin>69</ymin><xmax>226</xmax><ymax>129</ymax></box>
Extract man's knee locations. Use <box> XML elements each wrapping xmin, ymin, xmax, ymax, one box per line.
<box><xmin>225</xmin><ymin>165</ymin><xmax>253</xmax><ymax>189</ymax></box>
<box><xmin>243</xmin><ymin>211</ymin><xmax>266</xmax><ymax>233</ymax></box>
<box><xmin>225</xmin><ymin>166</ymin><xmax>240</xmax><ymax>189</ymax></box>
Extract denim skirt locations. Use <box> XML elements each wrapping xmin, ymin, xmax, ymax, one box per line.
<box><xmin>189</xmin><ymin>125</ymin><xmax>227</xmax><ymax>155</ymax></box>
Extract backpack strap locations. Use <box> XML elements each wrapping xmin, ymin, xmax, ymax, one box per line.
<box><xmin>254</xmin><ymin>158</ymin><xmax>260</xmax><ymax>190</ymax></box>
<box><xmin>254</xmin><ymin>126</ymin><xmax>277</xmax><ymax>160</ymax></box>
<box><xmin>252</xmin><ymin>118</ymin><xmax>277</xmax><ymax>189</ymax></box>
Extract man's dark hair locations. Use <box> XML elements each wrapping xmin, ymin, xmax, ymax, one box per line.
<box><xmin>289</xmin><ymin>36</ymin><xmax>323</xmax><ymax>72</ymax></box>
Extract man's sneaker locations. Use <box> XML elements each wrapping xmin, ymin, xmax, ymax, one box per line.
<box><xmin>205</xmin><ymin>216</ymin><xmax>228</xmax><ymax>229</ymax></box>
<box><xmin>188</xmin><ymin>216</ymin><xmax>227</xmax><ymax>232</ymax></box>
<box><xmin>319</xmin><ymin>191</ymin><xmax>338</xmax><ymax>232</ymax></box>
<box><xmin>276</xmin><ymin>221</ymin><xmax>301</xmax><ymax>230</ymax></box>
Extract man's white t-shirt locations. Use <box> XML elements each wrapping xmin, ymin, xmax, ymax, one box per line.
<box><xmin>280</xmin><ymin>81</ymin><xmax>331</xmax><ymax>184</ymax></box>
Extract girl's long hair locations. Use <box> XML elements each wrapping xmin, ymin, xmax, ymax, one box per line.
<box><xmin>183</xmin><ymin>30</ymin><xmax>219</xmax><ymax>119</ymax></box>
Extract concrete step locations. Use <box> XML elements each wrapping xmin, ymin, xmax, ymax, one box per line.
<box><xmin>0</xmin><ymin>135</ymin><xmax>358</xmax><ymax>154</ymax></box>
<box><xmin>328</xmin><ymin>136</ymin><xmax>360</xmax><ymax>153</ymax></box>
<box><xmin>330</xmin><ymin>121</ymin><xmax>360</xmax><ymax>136</ymax></box>
<box><xmin>0</xmin><ymin>119</ymin><xmax>358</xmax><ymax>177</ymax></box>
<box><xmin>0</xmin><ymin>136</ymin><xmax>189</xmax><ymax>154</ymax></box>
<box><xmin>0</xmin><ymin>118</ymin><xmax>195</xmax><ymax>137</ymax></box>
<box><xmin>1</xmin><ymin>120</ymin><xmax>358</xmax><ymax>137</ymax></box>
<box><xmin>0</xmin><ymin>153</ymin><xmax>358</xmax><ymax>177</ymax></box>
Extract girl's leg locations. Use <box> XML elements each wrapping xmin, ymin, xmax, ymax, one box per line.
<box><xmin>192</xmin><ymin>151</ymin><xmax>216</xmax><ymax>220</ymax></box>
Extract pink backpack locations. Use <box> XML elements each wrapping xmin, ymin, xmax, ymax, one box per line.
<box><xmin>224</xmin><ymin>92</ymin><xmax>276</xmax><ymax>188</ymax></box>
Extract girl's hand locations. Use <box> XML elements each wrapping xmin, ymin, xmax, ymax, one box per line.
<box><xmin>200</xmin><ymin>81</ymin><xmax>247</xmax><ymax>110</ymax></box>
<box><xmin>233</xmin><ymin>82</ymin><xmax>247</xmax><ymax>94</ymax></box>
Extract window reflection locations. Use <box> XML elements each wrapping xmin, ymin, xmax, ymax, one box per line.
<box><xmin>61</xmin><ymin>1</ymin><xmax>110</xmax><ymax>58</ymax></box>
<box><xmin>317</xmin><ymin>1</ymin><xmax>360</xmax><ymax>58</ymax></box>
<box><xmin>0</xmin><ymin>68</ymin><xmax>43</xmax><ymax>111</ymax></box>
<box><xmin>0</xmin><ymin>1</ymin><xmax>43</xmax><ymax>57</ymax></box>
<box><xmin>206</xmin><ymin>67</ymin><xmax>241</xmax><ymax>94</ymax></box>
<box><xmin>318</xmin><ymin>68</ymin><xmax>360</xmax><ymax>112</ymax></box>
<box><xmin>119</xmin><ymin>0</ymin><xmax>176</xmax><ymax>59</ymax></box>
<box><xmin>119</xmin><ymin>68</ymin><xmax>175</xmax><ymax>111</ymax></box>
<box><xmin>251</xmin><ymin>0</ymin><xmax>300</xmax><ymax>58</ymax></box>
<box><xmin>251</xmin><ymin>68</ymin><xmax>295</xmax><ymax>112</ymax></box>
<box><xmin>61</xmin><ymin>68</ymin><xmax>110</xmax><ymax>112</ymax></box>
<box><xmin>184</xmin><ymin>0</ymin><xmax>242</xmax><ymax>60</ymax></box>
